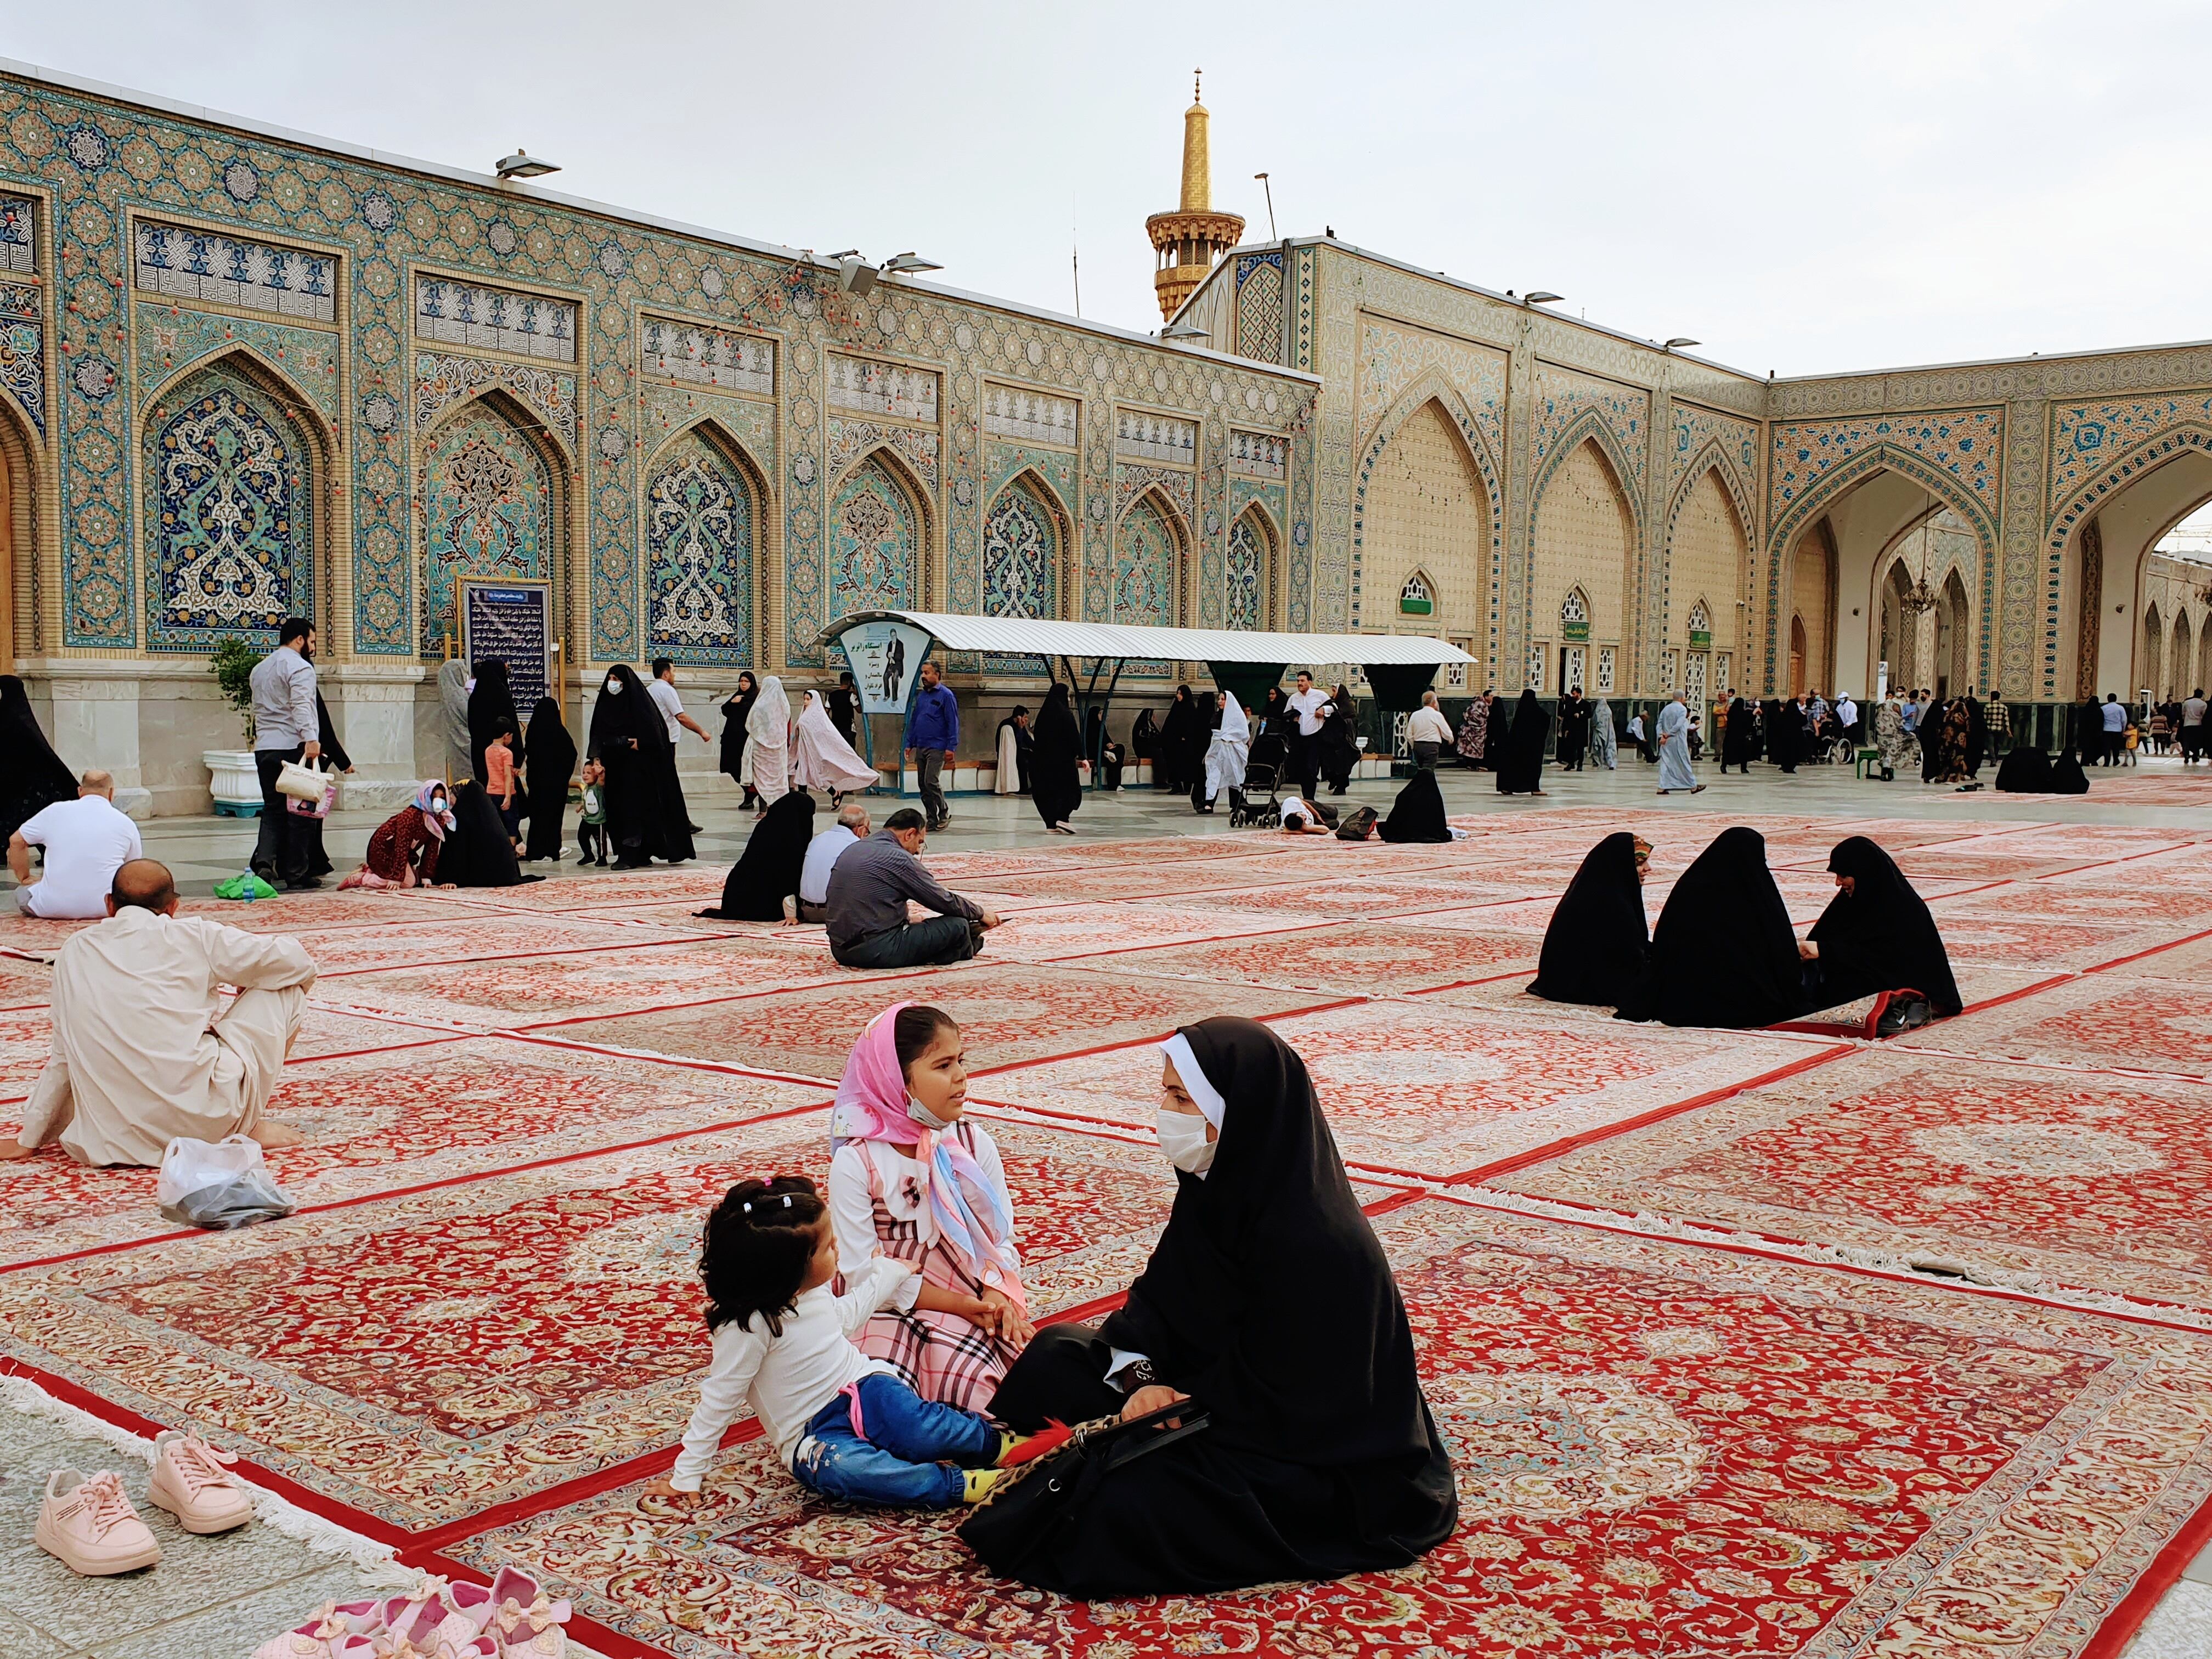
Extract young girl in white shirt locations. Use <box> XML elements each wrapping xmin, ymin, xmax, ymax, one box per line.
<box><xmin>647</xmin><ymin>1175</ymin><xmax>1056</xmax><ymax>1508</ymax></box>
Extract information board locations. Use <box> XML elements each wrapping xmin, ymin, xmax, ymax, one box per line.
<box><xmin>835</xmin><ymin>618</ymin><xmax>937</xmax><ymax>714</ymax></box>
<box><xmin>458</xmin><ymin>578</ymin><xmax>554</xmax><ymax>710</ymax></box>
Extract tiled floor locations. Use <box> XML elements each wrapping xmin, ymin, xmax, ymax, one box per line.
<box><xmin>4</xmin><ymin>753</ymin><xmax>2211</xmax><ymax>1657</ymax></box>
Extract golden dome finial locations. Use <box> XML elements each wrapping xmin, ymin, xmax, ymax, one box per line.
<box><xmin>1193</xmin><ymin>68</ymin><xmax>1203</xmax><ymax>104</ymax></box>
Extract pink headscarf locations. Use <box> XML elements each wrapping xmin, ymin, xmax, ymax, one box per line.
<box><xmin>831</xmin><ymin>1003</ymin><xmax>1024</xmax><ymax>1308</ymax></box>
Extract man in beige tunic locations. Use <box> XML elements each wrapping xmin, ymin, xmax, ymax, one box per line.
<box><xmin>1</xmin><ymin>860</ymin><xmax>314</xmax><ymax>1167</ymax></box>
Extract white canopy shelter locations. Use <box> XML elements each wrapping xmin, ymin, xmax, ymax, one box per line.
<box><xmin>816</xmin><ymin>611</ymin><xmax>1474</xmax><ymax>670</ymax></box>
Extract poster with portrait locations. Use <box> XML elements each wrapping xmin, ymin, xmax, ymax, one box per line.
<box><xmin>837</xmin><ymin>618</ymin><xmax>937</xmax><ymax>714</ymax></box>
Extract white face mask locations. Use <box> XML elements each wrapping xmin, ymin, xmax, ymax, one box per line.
<box><xmin>907</xmin><ymin>1094</ymin><xmax>952</xmax><ymax>1133</ymax></box>
<box><xmin>1155</xmin><ymin>1108</ymin><xmax>1215</xmax><ymax>1176</ymax></box>
<box><xmin>606</xmin><ymin>679</ymin><xmax>622</xmax><ymax>695</ymax></box>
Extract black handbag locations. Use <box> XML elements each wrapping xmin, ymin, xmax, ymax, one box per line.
<box><xmin>957</xmin><ymin>1401</ymin><xmax>1210</xmax><ymax>1576</ymax></box>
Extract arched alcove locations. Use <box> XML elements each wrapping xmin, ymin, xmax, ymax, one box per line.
<box><xmin>1226</xmin><ymin>504</ymin><xmax>1277</xmax><ymax>631</ymax></box>
<box><xmin>981</xmin><ymin>472</ymin><xmax>1064</xmax><ymax>622</ymax></box>
<box><xmin>642</xmin><ymin>421</ymin><xmax>763</xmax><ymax>663</ymax></box>
<box><xmin>827</xmin><ymin>450</ymin><xmax>928</xmax><ymax>620</ymax></box>
<box><xmin>417</xmin><ymin>388</ymin><xmax>566</xmax><ymax>659</ymax></box>
<box><xmin>1531</xmin><ymin>439</ymin><xmax>1632</xmax><ymax>693</ymax></box>
<box><xmin>1113</xmin><ymin>488</ymin><xmax>1184</xmax><ymax>629</ymax></box>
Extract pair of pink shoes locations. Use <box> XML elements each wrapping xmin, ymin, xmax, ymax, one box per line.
<box><xmin>253</xmin><ymin>1568</ymin><xmax>571</xmax><ymax>1659</ymax></box>
<box><xmin>35</xmin><ymin>1432</ymin><xmax>256</xmax><ymax>1577</ymax></box>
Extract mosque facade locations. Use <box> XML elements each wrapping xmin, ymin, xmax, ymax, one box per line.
<box><xmin>0</xmin><ymin>60</ymin><xmax>2207</xmax><ymax>812</ymax></box>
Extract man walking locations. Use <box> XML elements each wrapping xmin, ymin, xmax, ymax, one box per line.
<box><xmin>1405</xmin><ymin>690</ymin><xmax>1454</xmax><ymax>771</ymax></box>
<box><xmin>2100</xmin><ymin>692</ymin><xmax>2128</xmax><ymax>765</ymax></box>
<box><xmin>1555</xmin><ymin>686</ymin><xmax>1589</xmax><ymax>771</ymax></box>
<box><xmin>903</xmin><ymin>659</ymin><xmax>959</xmax><ymax>831</ymax></box>
<box><xmin>1284</xmin><ymin>670</ymin><xmax>1328</xmax><ymax>799</ymax></box>
<box><xmin>249</xmin><ymin>617</ymin><xmax>320</xmax><ymax>891</ymax></box>
<box><xmin>2181</xmin><ymin>687</ymin><xmax>2207</xmax><ymax>763</ymax></box>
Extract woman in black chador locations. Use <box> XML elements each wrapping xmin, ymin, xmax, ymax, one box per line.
<box><xmin>465</xmin><ymin>658</ymin><xmax>520</xmax><ymax>783</ymax></box>
<box><xmin>522</xmin><ymin>696</ymin><xmax>577</xmax><ymax>862</ymax></box>
<box><xmin>1030</xmin><ymin>682</ymin><xmax>1083</xmax><ymax>833</ymax></box>
<box><xmin>719</xmin><ymin>672</ymin><xmax>759</xmax><ymax>808</ymax></box>
<box><xmin>1319</xmin><ymin>684</ymin><xmax>1362</xmax><ymax>794</ymax></box>
<box><xmin>436</xmin><ymin>779</ymin><xmax>538</xmax><ymax>888</ymax></box>
<box><xmin>1803</xmin><ymin>837</ymin><xmax>1962</xmax><ymax>1018</ymax></box>
<box><xmin>1617</xmin><ymin>826</ymin><xmax>1809</xmax><ymax>1028</ymax></box>
<box><xmin>1378</xmin><ymin>769</ymin><xmax>1451</xmax><ymax>843</ymax></box>
<box><xmin>1994</xmin><ymin>743</ymin><xmax>2054</xmax><ymax>793</ymax></box>
<box><xmin>0</xmin><ymin>675</ymin><xmax>77</xmax><ymax>844</ymax></box>
<box><xmin>589</xmin><ymin>665</ymin><xmax>693</xmax><ymax>867</ymax></box>
<box><xmin>1494</xmin><ymin>689</ymin><xmax>1549</xmax><ymax>795</ymax></box>
<box><xmin>698</xmin><ymin>789</ymin><xmax>815</xmax><ymax>921</ymax></box>
<box><xmin>1158</xmin><ymin>685</ymin><xmax>1200</xmax><ymax>793</ymax></box>
<box><xmin>979</xmin><ymin>1017</ymin><xmax>1457</xmax><ymax>1595</ymax></box>
<box><xmin>1531</xmin><ymin>833</ymin><xmax>1650</xmax><ymax>1007</ymax></box>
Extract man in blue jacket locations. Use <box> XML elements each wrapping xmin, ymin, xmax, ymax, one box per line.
<box><xmin>903</xmin><ymin>658</ymin><xmax>960</xmax><ymax>831</ymax></box>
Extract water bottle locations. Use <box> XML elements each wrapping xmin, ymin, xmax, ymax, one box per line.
<box><xmin>240</xmin><ymin>864</ymin><xmax>257</xmax><ymax>904</ymax></box>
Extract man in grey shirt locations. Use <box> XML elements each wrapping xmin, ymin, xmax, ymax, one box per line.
<box><xmin>825</xmin><ymin>808</ymin><xmax>1001</xmax><ymax>969</ymax></box>
<box><xmin>247</xmin><ymin>617</ymin><xmax>321</xmax><ymax>890</ymax></box>
<box><xmin>2181</xmin><ymin>688</ymin><xmax>2207</xmax><ymax>764</ymax></box>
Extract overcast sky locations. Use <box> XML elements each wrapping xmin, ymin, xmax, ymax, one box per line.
<box><xmin>8</xmin><ymin>1</ymin><xmax>2209</xmax><ymax>380</ymax></box>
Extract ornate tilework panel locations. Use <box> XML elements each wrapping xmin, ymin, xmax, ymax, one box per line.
<box><xmin>133</xmin><ymin>221</ymin><xmax>335</xmax><ymax>324</ymax></box>
<box><xmin>641</xmin><ymin>387</ymin><xmax>775</xmax><ymax>479</ymax></box>
<box><xmin>1114</xmin><ymin>461</ymin><xmax>1194</xmax><ymax>527</ymax></box>
<box><xmin>644</xmin><ymin>428</ymin><xmax>752</xmax><ymax>664</ymax></box>
<box><xmin>827</xmin><ymin>456</ymin><xmax>918</xmax><ymax>620</ymax></box>
<box><xmin>0</xmin><ymin>194</ymin><xmax>33</xmax><ymax>274</ymax></box>
<box><xmin>981</xmin><ymin>477</ymin><xmax>1056</xmax><ymax>621</ymax></box>
<box><xmin>982</xmin><ymin>383</ymin><xmax>1078</xmax><ymax>448</ymax></box>
<box><xmin>826</xmin><ymin>354</ymin><xmax>937</xmax><ymax>421</ymax></box>
<box><xmin>984</xmin><ymin>441</ymin><xmax>1075</xmax><ymax>513</ymax></box>
<box><xmin>1115</xmin><ymin>409</ymin><xmax>1197</xmax><ymax>465</ymax></box>
<box><xmin>1669</xmin><ymin>403</ymin><xmax>1758</xmax><ymax>524</ymax></box>
<box><xmin>2048</xmin><ymin>391</ymin><xmax>2212</xmax><ymax>519</ymax></box>
<box><xmin>413</xmin><ymin>352</ymin><xmax>577</xmax><ymax>456</ymax></box>
<box><xmin>1226</xmin><ymin>506</ymin><xmax>1269</xmax><ymax>629</ymax></box>
<box><xmin>0</xmin><ymin>279</ymin><xmax>43</xmax><ymax>435</ymax></box>
<box><xmin>1356</xmin><ymin>318</ymin><xmax>1508</xmax><ymax>475</ymax></box>
<box><xmin>1229</xmin><ymin>428</ymin><xmax>1286</xmax><ymax>480</ymax></box>
<box><xmin>1114</xmin><ymin>492</ymin><xmax>1177</xmax><ymax>627</ymax></box>
<box><xmin>138</xmin><ymin>310</ymin><xmax>337</xmax><ymax>424</ymax></box>
<box><xmin>144</xmin><ymin>366</ymin><xmax>312</xmax><ymax>650</ymax></box>
<box><xmin>1768</xmin><ymin>408</ymin><xmax>2002</xmax><ymax>552</ymax></box>
<box><xmin>639</xmin><ymin>318</ymin><xmax>772</xmax><ymax>396</ymax></box>
<box><xmin>1530</xmin><ymin>362</ymin><xmax>1650</xmax><ymax>518</ymax></box>
<box><xmin>414</xmin><ymin>276</ymin><xmax>575</xmax><ymax>363</ymax></box>
<box><xmin>419</xmin><ymin>406</ymin><xmax>550</xmax><ymax>656</ymax></box>
<box><xmin>827</xmin><ymin>419</ymin><xmax>939</xmax><ymax>492</ymax></box>
<box><xmin>1234</xmin><ymin>252</ymin><xmax>1284</xmax><ymax>365</ymax></box>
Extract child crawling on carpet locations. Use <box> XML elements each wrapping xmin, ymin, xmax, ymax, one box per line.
<box><xmin>647</xmin><ymin>1175</ymin><xmax>1059</xmax><ymax>1508</ymax></box>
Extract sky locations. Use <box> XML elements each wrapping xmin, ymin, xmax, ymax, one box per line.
<box><xmin>8</xmin><ymin>0</ymin><xmax>2211</xmax><ymax>383</ymax></box>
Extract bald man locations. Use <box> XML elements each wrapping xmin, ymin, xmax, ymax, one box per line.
<box><xmin>1</xmin><ymin>860</ymin><xmax>314</xmax><ymax>1166</ymax></box>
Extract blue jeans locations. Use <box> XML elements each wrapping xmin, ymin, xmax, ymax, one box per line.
<box><xmin>791</xmin><ymin>1373</ymin><xmax>997</xmax><ymax>1509</ymax></box>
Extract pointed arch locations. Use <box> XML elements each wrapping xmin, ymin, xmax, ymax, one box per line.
<box><xmin>981</xmin><ymin>468</ymin><xmax>1070</xmax><ymax>624</ymax></box>
<box><xmin>142</xmin><ymin>345</ymin><xmax>335</xmax><ymax>651</ymax></box>
<box><xmin>1531</xmin><ymin>436</ymin><xmax>1635</xmax><ymax>689</ymax></box>
<box><xmin>828</xmin><ymin>449</ymin><xmax>929</xmax><ymax>620</ymax></box>
<box><xmin>1531</xmin><ymin>409</ymin><xmax>1647</xmax><ymax>539</ymax></box>
<box><xmin>416</xmin><ymin>386</ymin><xmax>570</xmax><ymax>659</ymax></box>
<box><xmin>1667</xmin><ymin>436</ymin><xmax>1755</xmax><ymax>547</ymax></box>
<box><xmin>416</xmin><ymin>371</ymin><xmax>577</xmax><ymax>469</ymax></box>
<box><xmin>1351</xmin><ymin>375</ymin><xmax>1503</xmax><ymax>633</ymax></box>
<box><xmin>1113</xmin><ymin>484</ymin><xmax>1188</xmax><ymax>629</ymax></box>
<box><xmin>1225</xmin><ymin>501</ymin><xmax>1279</xmax><ymax>630</ymax></box>
<box><xmin>0</xmin><ymin>389</ymin><xmax>37</xmax><ymax>659</ymax></box>
<box><xmin>641</xmin><ymin>416</ymin><xmax>768</xmax><ymax>664</ymax></box>
<box><xmin>1665</xmin><ymin>445</ymin><xmax>1752</xmax><ymax>651</ymax></box>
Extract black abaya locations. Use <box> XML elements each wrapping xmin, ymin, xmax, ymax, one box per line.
<box><xmin>1479</xmin><ymin>694</ymin><xmax>1506</xmax><ymax>771</ymax></box>
<box><xmin>301</xmin><ymin>692</ymin><xmax>350</xmax><ymax>878</ymax></box>
<box><xmin>0</xmin><ymin>674</ymin><xmax>78</xmax><ymax>843</ymax></box>
<box><xmin>1319</xmin><ymin>690</ymin><xmax>1361</xmax><ymax>791</ymax></box>
<box><xmin>522</xmin><ymin>697</ymin><xmax>577</xmax><ymax>862</ymax></box>
<box><xmin>1722</xmin><ymin>697</ymin><xmax>1757</xmax><ymax>770</ymax></box>
<box><xmin>1994</xmin><ymin>744</ymin><xmax>2055</xmax><ymax>792</ymax></box>
<box><xmin>2050</xmin><ymin>754</ymin><xmax>2091</xmax><ymax>794</ymax></box>
<box><xmin>466</xmin><ymin>659</ymin><xmax>519</xmax><ymax>783</ymax></box>
<box><xmin>436</xmin><ymin>780</ymin><xmax>535</xmax><ymax>887</ymax></box>
<box><xmin>719</xmin><ymin>678</ymin><xmax>757</xmax><ymax>785</ymax></box>
<box><xmin>1031</xmin><ymin>684</ymin><xmax>1082</xmax><ymax>828</ymax></box>
<box><xmin>1494</xmin><ymin>689</ymin><xmax>1548</xmax><ymax>794</ymax></box>
<box><xmin>589</xmin><ymin>666</ymin><xmax>692</xmax><ymax>866</ymax></box>
<box><xmin>1378</xmin><ymin>770</ymin><xmax>1451</xmax><ymax>842</ymax></box>
<box><xmin>981</xmin><ymin>1017</ymin><xmax>1456</xmax><ymax>1595</ymax></box>
<box><xmin>1618</xmin><ymin>826</ymin><xmax>1808</xmax><ymax>1028</ymax></box>
<box><xmin>1963</xmin><ymin>698</ymin><xmax>1987</xmax><ymax>776</ymax></box>
<box><xmin>700</xmin><ymin>790</ymin><xmax>815</xmax><ymax>919</ymax></box>
<box><xmin>1807</xmin><ymin>837</ymin><xmax>1962</xmax><ymax>1017</ymax></box>
<box><xmin>1531</xmin><ymin>833</ymin><xmax>1649</xmax><ymax>1007</ymax></box>
<box><xmin>1763</xmin><ymin>699</ymin><xmax>1796</xmax><ymax>770</ymax></box>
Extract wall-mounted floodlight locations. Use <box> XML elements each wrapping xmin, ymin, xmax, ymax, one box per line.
<box><xmin>1161</xmin><ymin>319</ymin><xmax>1209</xmax><ymax>341</ymax></box>
<box><xmin>495</xmin><ymin>149</ymin><xmax>559</xmax><ymax>180</ymax></box>
<box><xmin>881</xmin><ymin>252</ymin><xmax>943</xmax><ymax>276</ymax></box>
<box><xmin>1524</xmin><ymin>291</ymin><xmax>1564</xmax><ymax>306</ymax></box>
<box><xmin>828</xmin><ymin>251</ymin><xmax>878</xmax><ymax>297</ymax></box>
<box><xmin>1663</xmin><ymin>337</ymin><xmax>1701</xmax><ymax>351</ymax></box>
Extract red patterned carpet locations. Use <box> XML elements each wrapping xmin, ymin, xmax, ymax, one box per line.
<box><xmin>5</xmin><ymin>803</ymin><xmax>2212</xmax><ymax>1657</ymax></box>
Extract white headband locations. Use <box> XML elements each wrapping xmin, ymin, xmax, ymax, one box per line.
<box><xmin>1159</xmin><ymin>1032</ymin><xmax>1224</xmax><ymax>1131</ymax></box>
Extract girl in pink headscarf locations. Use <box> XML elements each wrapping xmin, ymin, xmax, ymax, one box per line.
<box><xmin>827</xmin><ymin>1002</ymin><xmax>1032</xmax><ymax>1412</ymax></box>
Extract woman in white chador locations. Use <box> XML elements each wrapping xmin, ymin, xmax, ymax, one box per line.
<box><xmin>792</xmin><ymin>690</ymin><xmax>879</xmax><ymax>797</ymax></box>
<box><xmin>1197</xmin><ymin>690</ymin><xmax>1250</xmax><ymax>814</ymax></box>
<box><xmin>745</xmin><ymin>675</ymin><xmax>793</xmax><ymax>812</ymax></box>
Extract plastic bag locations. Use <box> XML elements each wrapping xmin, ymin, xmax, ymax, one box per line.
<box><xmin>212</xmin><ymin>873</ymin><xmax>278</xmax><ymax>901</ymax></box>
<box><xmin>156</xmin><ymin>1135</ymin><xmax>295</xmax><ymax>1230</ymax></box>
<box><xmin>287</xmin><ymin>778</ymin><xmax>335</xmax><ymax>819</ymax></box>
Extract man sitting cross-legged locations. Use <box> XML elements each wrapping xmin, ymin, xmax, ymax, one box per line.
<box><xmin>788</xmin><ymin>799</ymin><xmax>871</xmax><ymax>925</ymax></box>
<box><xmin>0</xmin><ymin>859</ymin><xmax>316</xmax><ymax>1166</ymax></box>
<box><xmin>825</xmin><ymin>809</ymin><xmax>1001</xmax><ymax>969</ymax></box>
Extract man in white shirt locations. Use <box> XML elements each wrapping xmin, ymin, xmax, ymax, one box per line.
<box><xmin>10</xmin><ymin>771</ymin><xmax>142</xmax><ymax>918</ymax></box>
<box><xmin>1284</xmin><ymin>670</ymin><xmax>1329</xmax><ymax>798</ymax></box>
<box><xmin>1</xmin><ymin>859</ymin><xmax>315</xmax><ymax>1166</ymax></box>
<box><xmin>648</xmin><ymin>657</ymin><xmax>711</xmax><ymax>747</ymax></box>
<box><xmin>1834</xmin><ymin>692</ymin><xmax>1859</xmax><ymax>742</ymax></box>
<box><xmin>2181</xmin><ymin>688</ymin><xmax>2208</xmax><ymax>764</ymax></box>
<box><xmin>248</xmin><ymin>617</ymin><xmax>320</xmax><ymax>890</ymax></box>
<box><xmin>1405</xmin><ymin>690</ymin><xmax>1454</xmax><ymax>770</ymax></box>
<box><xmin>788</xmin><ymin>801</ymin><xmax>869</xmax><ymax>924</ymax></box>
<box><xmin>2099</xmin><ymin>692</ymin><xmax>2128</xmax><ymax>764</ymax></box>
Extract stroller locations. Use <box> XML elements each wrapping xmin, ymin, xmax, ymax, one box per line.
<box><xmin>1229</xmin><ymin>732</ymin><xmax>1289</xmax><ymax>827</ymax></box>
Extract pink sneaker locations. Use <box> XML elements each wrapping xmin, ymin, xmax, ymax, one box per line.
<box><xmin>34</xmin><ymin>1469</ymin><xmax>160</xmax><ymax>1576</ymax></box>
<box><xmin>149</xmin><ymin>1429</ymin><xmax>254</xmax><ymax>1534</ymax></box>
<box><xmin>491</xmin><ymin>1592</ymin><xmax>571</xmax><ymax>1658</ymax></box>
<box><xmin>250</xmin><ymin>1606</ymin><xmax>354</xmax><ymax>1659</ymax></box>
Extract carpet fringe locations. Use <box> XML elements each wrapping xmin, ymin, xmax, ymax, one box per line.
<box><xmin>1457</xmin><ymin>1189</ymin><xmax>2212</xmax><ymax>1329</ymax></box>
<box><xmin>0</xmin><ymin>1375</ymin><xmax>420</xmax><ymax>1587</ymax></box>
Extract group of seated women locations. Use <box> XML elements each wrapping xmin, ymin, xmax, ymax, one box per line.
<box><xmin>1531</xmin><ymin>826</ymin><xmax>1961</xmax><ymax>1029</ymax></box>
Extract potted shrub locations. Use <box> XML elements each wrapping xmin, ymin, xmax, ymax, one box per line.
<box><xmin>202</xmin><ymin>637</ymin><xmax>263</xmax><ymax>816</ymax></box>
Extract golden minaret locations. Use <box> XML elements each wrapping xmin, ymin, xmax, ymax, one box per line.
<box><xmin>1146</xmin><ymin>71</ymin><xmax>1245</xmax><ymax>322</ymax></box>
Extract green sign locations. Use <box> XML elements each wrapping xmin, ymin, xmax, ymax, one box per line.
<box><xmin>1399</xmin><ymin>594</ymin><xmax>1432</xmax><ymax>616</ymax></box>
<box><xmin>1688</xmin><ymin>629</ymin><xmax>1711</xmax><ymax>650</ymax></box>
<box><xmin>1562</xmin><ymin>619</ymin><xmax>1589</xmax><ymax>642</ymax></box>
